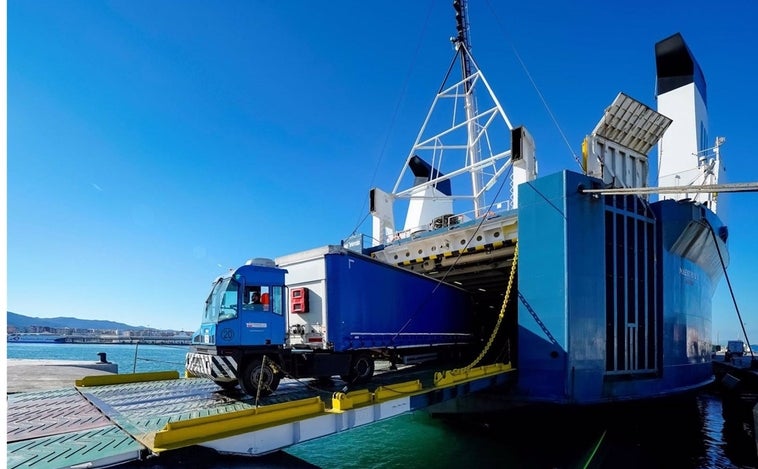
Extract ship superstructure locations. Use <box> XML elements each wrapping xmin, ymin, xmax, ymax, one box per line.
<box><xmin>361</xmin><ymin>2</ymin><xmax>731</xmax><ymax>405</ymax></box>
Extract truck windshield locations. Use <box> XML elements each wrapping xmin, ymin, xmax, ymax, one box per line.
<box><xmin>202</xmin><ymin>277</ymin><xmax>239</xmax><ymax>324</ymax></box>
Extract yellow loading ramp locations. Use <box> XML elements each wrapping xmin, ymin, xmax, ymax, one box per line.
<box><xmin>8</xmin><ymin>363</ymin><xmax>513</xmax><ymax>467</ymax></box>
<box><xmin>75</xmin><ymin>363</ymin><xmax>513</xmax><ymax>458</ymax></box>
<box><xmin>155</xmin><ymin>363</ymin><xmax>512</xmax><ymax>456</ymax></box>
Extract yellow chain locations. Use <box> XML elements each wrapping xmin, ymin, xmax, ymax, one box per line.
<box><xmin>453</xmin><ymin>241</ymin><xmax>518</xmax><ymax>374</ymax></box>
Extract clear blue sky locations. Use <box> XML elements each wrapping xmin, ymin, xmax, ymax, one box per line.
<box><xmin>6</xmin><ymin>0</ymin><xmax>758</xmax><ymax>337</ymax></box>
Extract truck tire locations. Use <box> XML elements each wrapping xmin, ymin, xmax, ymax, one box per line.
<box><xmin>240</xmin><ymin>358</ymin><xmax>280</xmax><ymax>397</ymax></box>
<box><xmin>214</xmin><ymin>380</ymin><xmax>238</xmax><ymax>391</ymax></box>
<box><xmin>340</xmin><ymin>353</ymin><xmax>374</xmax><ymax>385</ymax></box>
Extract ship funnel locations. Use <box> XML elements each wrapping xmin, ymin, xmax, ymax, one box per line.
<box><xmin>655</xmin><ymin>33</ymin><xmax>725</xmax><ymax>213</ymax></box>
<box><xmin>408</xmin><ymin>156</ymin><xmax>451</xmax><ymax>195</ymax></box>
<box><xmin>402</xmin><ymin>156</ymin><xmax>454</xmax><ymax>234</ymax></box>
<box><xmin>368</xmin><ymin>156</ymin><xmax>455</xmax><ymax>246</ymax></box>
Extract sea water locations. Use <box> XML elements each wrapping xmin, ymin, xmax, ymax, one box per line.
<box><xmin>6</xmin><ymin>342</ymin><xmax>188</xmax><ymax>375</ymax></box>
<box><xmin>6</xmin><ymin>343</ymin><xmax>758</xmax><ymax>468</ymax></box>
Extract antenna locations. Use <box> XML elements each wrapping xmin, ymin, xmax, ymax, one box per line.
<box><xmin>452</xmin><ymin>0</ymin><xmax>472</xmax><ymax>92</ymax></box>
<box><xmin>452</xmin><ymin>0</ymin><xmax>486</xmax><ymax>217</ymax></box>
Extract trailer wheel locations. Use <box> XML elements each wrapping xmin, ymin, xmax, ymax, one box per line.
<box><xmin>340</xmin><ymin>353</ymin><xmax>374</xmax><ymax>385</ymax></box>
<box><xmin>214</xmin><ymin>380</ymin><xmax>238</xmax><ymax>391</ymax></box>
<box><xmin>240</xmin><ymin>358</ymin><xmax>280</xmax><ymax>397</ymax></box>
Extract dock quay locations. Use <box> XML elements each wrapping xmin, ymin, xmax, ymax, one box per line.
<box><xmin>6</xmin><ymin>357</ymin><xmax>119</xmax><ymax>394</ymax></box>
<box><xmin>7</xmin><ymin>359</ymin><xmax>515</xmax><ymax>468</ymax></box>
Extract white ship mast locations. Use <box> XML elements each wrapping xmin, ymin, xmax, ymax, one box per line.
<box><xmin>370</xmin><ymin>0</ymin><xmax>536</xmax><ymax>247</ymax></box>
<box><xmin>453</xmin><ymin>0</ymin><xmax>485</xmax><ymax>218</ymax></box>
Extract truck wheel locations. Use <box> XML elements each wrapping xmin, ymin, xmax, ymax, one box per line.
<box><xmin>240</xmin><ymin>358</ymin><xmax>280</xmax><ymax>397</ymax></box>
<box><xmin>340</xmin><ymin>353</ymin><xmax>374</xmax><ymax>385</ymax></box>
<box><xmin>214</xmin><ymin>380</ymin><xmax>238</xmax><ymax>391</ymax></box>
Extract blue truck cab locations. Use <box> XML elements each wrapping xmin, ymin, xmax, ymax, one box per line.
<box><xmin>196</xmin><ymin>259</ymin><xmax>287</xmax><ymax>348</ymax></box>
<box><xmin>186</xmin><ymin>258</ymin><xmax>298</xmax><ymax>396</ymax></box>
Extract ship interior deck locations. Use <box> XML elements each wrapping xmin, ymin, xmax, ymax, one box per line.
<box><xmin>391</xmin><ymin>225</ymin><xmax>520</xmax><ymax>365</ymax></box>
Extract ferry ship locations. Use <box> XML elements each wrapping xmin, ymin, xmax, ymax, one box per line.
<box><xmin>351</xmin><ymin>0</ymin><xmax>731</xmax><ymax>406</ymax></box>
<box><xmin>7</xmin><ymin>333</ymin><xmax>65</xmax><ymax>344</ymax></box>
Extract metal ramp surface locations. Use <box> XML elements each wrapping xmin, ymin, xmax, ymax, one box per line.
<box><xmin>7</xmin><ymin>363</ymin><xmax>515</xmax><ymax>468</ymax></box>
<box><xmin>7</xmin><ymin>388</ymin><xmax>143</xmax><ymax>469</ymax></box>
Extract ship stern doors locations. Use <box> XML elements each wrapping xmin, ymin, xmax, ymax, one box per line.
<box><xmin>603</xmin><ymin>195</ymin><xmax>659</xmax><ymax>378</ymax></box>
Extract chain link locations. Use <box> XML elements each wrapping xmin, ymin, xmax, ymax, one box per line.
<box><xmin>452</xmin><ymin>242</ymin><xmax>518</xmax><ymax>374</ymax></box>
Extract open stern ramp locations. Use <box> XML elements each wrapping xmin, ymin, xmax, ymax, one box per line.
<box><xmin>7</xmin><ymin>364</ymin><xmax>514</xmax><ymax>466</ymax></box>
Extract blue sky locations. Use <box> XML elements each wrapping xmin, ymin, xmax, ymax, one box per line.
<box><xmin>6</xmin><ymin>1</ymin><xmax>758</xmax><ymax>338</ymax></box>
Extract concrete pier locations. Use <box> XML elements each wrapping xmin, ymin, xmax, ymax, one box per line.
<box><xmin>6</xmin><ymin>358</ymin><xmax>118</xmax><ymax>393</ymax></box>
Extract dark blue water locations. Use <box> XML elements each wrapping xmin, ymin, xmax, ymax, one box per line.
<box><xmin>7</xmin><ymin>343</ymin><xmax>758</xmax><ymax>468</ymax></box>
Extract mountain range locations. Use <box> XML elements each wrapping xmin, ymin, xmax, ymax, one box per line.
<box><xmin>7</xmin><ymin>311</ymin><xmax>151</xmax><ymax>331</ymax></box>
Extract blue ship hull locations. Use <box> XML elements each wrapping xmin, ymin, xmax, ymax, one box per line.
<box><xmin>515</xmin><ymin>170</ymin><xmax>726</xmax><ymax>404</ymax></box>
